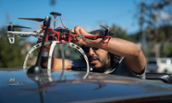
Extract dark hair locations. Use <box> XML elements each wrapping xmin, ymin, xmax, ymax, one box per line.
<box><xmin>89</xmin><ymin>29</ymin><xmax>122</xmax><ymax>68</ymax></box>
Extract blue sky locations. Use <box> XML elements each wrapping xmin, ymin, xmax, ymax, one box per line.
<box><xmin>0</xmin><ymin>0</ymin><xmax>142</xmax><ymax>42</ymax></box>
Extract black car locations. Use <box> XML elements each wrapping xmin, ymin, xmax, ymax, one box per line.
<box><xmin>1</xmin><ymin>68</ymin><xmax>172</xmax><ymax>103</ymax></box>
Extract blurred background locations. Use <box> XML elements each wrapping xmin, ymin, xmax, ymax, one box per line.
<box><xmin>0</xmin><ymin>0</ymin><xmax>172</xmax><ymax>73</ymax></box>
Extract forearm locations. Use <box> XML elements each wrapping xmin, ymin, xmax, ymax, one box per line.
<box><xmin>105</xmin><ymin>38</ymin><xmax>142</xmax><ymax>58</ymax></box>
<box><xmin>41</xmin><ymin>56</ymin><xmax>71</xmax><ymax>70</ymax></box>
<box><xmin>85</xmin><ymin>37</ymin><xmax>139</xmax><ymax>57</ymax></box>
<box><xmin>52</xmin><ymin>56</ymin><xmax>71</xmax><ymax>70</ymax></box>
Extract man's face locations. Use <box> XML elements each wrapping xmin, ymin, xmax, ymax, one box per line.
<box><xmin>82</xmin><ymin>46</ymin><xmax>110</xmax><ymax>72</ymax></box>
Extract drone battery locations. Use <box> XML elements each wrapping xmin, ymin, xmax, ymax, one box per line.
<box><xmin>55</xmin><ymin>28</ymin><xmax>69</xmax><ymax>33</ymax></box>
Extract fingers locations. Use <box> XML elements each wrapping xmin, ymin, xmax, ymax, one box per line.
<box><xmin>71</xmin><ymin>26</ymin><xmax>92</xmax><ymax>46</ymax></box>
<box><xmin>71</xmin><ymin>26</ymin><xmax>88</xmax><ymax>35</ymax></box>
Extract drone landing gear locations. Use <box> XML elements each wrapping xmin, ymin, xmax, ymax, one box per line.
<box><xmin>23</xmin><ymin>41</ymin><xmax>90</xmax><ymax>79</ymax></box>
<box><xmin>27</xmin><ymin>66</ymin><xmax>42</xmax><ymax>74</ymax></box>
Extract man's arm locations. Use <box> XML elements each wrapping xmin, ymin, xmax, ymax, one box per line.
<box><xmin>98</xmin><ymin>37</ymin><xmax>145</xmax><ymax>74</ymax></box>
<box><xmin>71</xmin><ymin>26</ymin><xmax>146</xmax><ymax>74</ymax></box>
<box><xmin>41</xmin><ymin>56</ymin><xmax>71</xmax><ymax>70</ymax></box>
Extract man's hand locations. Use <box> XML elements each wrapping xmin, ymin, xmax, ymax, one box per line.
<box><xmin>71</xmin><ymin>26</ymin><xmax>92</xmax><ymax>46</ymax></box>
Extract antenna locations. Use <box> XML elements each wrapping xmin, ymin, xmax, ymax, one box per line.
<box><xmin>50</xmin><ymin>12</ymin><xmax>61</xmax><ymax>29</ymax></box>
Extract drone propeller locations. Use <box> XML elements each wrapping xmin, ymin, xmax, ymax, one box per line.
<box><xmin>0</xmin><ymin>22</ymin><xmax>31</xmax><ymax>44</ymax></box>
<box><xmin>0</xmin><ymin>22</ymin><xmax>10</xmax><ymax>26</ymax></box>
<box><xmin>100</xmin><ymin>25</ymin><xmax>109</xmax><ymax>30</ymax></box>
<box><xmin>18</xmin><ymin>18</ymin><xmax>45</xmax><ymax>22</ymax></box>
<box><xmin>100</xmin><ymin>25</ymin><xmax>111</xmax><ymax>36</ymax></box>
<box><xmin>19</xmin><ymin>18</ymin><xmax>75</xmax><ymax>22</ymax></box>
<box><xmin>0</xmin><ymin>22</ymin><xmax>31</xmax><ymax>29</ymax></box>
<box><xmin>52</xmin><ymin>19</ymin><xmax>75</xmax><ymax>21</ymax></box>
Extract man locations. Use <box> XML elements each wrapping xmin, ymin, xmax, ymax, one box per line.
<box><xmin>40</xmin><ymin>26</ymin><xmax>146</xmax><ymax>78</ymax></box>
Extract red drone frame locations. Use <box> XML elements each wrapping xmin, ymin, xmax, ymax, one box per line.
<box><xmin>36</xmin><ymin>25</ymin><xmax>112</xmax><ymax>48</ymax></box>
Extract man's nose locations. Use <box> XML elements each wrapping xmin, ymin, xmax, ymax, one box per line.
<box><xmin>88</xmin><ymin>48</ymin><xmax>95</xmax><ymax>56</ymax></box>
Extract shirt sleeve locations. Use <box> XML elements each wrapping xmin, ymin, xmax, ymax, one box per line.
<box><xmin>113</xmin><ymin>59</ymin><xmax>145</xmax><ymax>79</ymax></box>
<box><xmin>67</xmin><ymin>59</ymin><xmax>86</xmax><ymax>68</ymax></box>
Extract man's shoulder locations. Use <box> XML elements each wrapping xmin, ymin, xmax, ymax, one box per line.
<box><xmin>110</xmin><ymin>59</ymin><xmax>145</xmax><ymax>79</ymax></box>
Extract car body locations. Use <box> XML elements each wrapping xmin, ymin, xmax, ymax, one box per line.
<box><xmin>146</xmin><ymin>61</ymin><xmax>158</xmax><ymax>73</ymax></box>
<box><xmin>157</xmin><ymin>58</ymin><xmax>172</xmax><ymax>73</ymax></box>
<box><xmin>1</xmin><ymin>68</ymin><xmax>172</xmax><ymax>103</ymax></box>
<box><xmin>147</xmin><ymin>58</ymin><xmax>172</xmax><ymax>73</ymax></box>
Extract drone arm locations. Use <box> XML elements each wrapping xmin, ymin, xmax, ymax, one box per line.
<box><xmin>6</xmin><ymin>31</ymin><xmax>44</xmax><ymax>44</ymax></box>
<box><xmin>7</xmin><ymin>31</ymin><xmax>44</xmax><ymax>36</ymax></box>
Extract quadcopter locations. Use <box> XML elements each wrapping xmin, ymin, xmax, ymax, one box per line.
<box><xmin>0</xmin><ymin>12</ymin><xmax>112</xmax><ymax>79</ymax></box>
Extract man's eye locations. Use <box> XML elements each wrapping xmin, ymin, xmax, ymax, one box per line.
<box><xmin>93</xmin><ymin>47</ymin><xmax>98</xmax><ymax>50</ymax></box>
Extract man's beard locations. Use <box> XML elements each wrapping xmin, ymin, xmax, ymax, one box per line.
<box><xmin>88</xmin><ymin>54</ymin><xmax>111</xmax><ymax>73</ymax></box>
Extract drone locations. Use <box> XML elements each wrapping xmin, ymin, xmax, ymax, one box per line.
<box><xmin>0</xmin><ymin>12</ymin><xmax>112</xmax><ymax>79</ymax></box>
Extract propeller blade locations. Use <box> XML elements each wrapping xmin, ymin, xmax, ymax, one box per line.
<box><xmin>0</xmin><ymin>22</ymin><xmax>10</xmax><ymax>26</ymax></box>
<box><xmin>18</xmin><ymin>18</ymin><xmax>45</xmax><ymax>22</ymax></box>
<box><xmin>19</xmin><ymin>18</ymin><xmax>75</xmax><ymax>22</ymax></box>
<box><xmin>52</xmin><ymin>19</ymin><xmax>76</xmax><ymax>21</ymax></box>
<box><xmin>0</xmin><ymin>22</ymin><xmax>31</xmax><ymax>29</ymax></box>
<box><xmin>13</xmin><ymin>25</ymin><xmax>31</xmax><ymax>29</ymax></box>
<box><xmin>100</xmin><ymin>25</ymin><xmax>108</xmax><ymax>30</ymax></box>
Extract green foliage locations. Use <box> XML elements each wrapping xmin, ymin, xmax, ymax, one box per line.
<box><xmin>164</xmin><ymin>43</ymin><xmax>172</xmax><ymax>57</ymax></box>
<box><xmin>55</xmin><ymin>44</ymin><xmax>81</xmax><ymax>59</ymax></box>
<box><xmin>149</xmin><ymin>25</ymin><xmax>172</xmax><ymax>43</ymax></box>
<box><xmin>0</xmin><ymin>27</ymin><xmax>26</xmax><ymax>68</ymax></box>
<box><xmin>128</xmin><ymin>31</ymin><xmax>142</xmax><ymax>43</ymax></box>
<box><xmin>110</xmin><ymin>25</ymin><xmax>131</xmax><ymax>41</ymax></box>
<box><xmin>134</xmin><ymin>0</ymin><xmax>172</xmax><ymax>58</ymax></box>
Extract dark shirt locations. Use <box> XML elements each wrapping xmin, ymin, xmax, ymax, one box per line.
<box><xmin>68</xmin><ymin>58</ymin><xmax>145</xmax><ymax>79</ymax></box>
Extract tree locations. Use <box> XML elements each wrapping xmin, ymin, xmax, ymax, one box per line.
<box><xmin>0</xmin><ymin>27</ymin><xmax>27</xmax><ymax>68</ymax></box>
<box><xmin>134</xmin><ymin>0</ymin><xmax>172</xmax><ymax>58</ymax></box>
<box><xmin>110</xmin><ymin>24</ymin><xmax>131</xmax><ymax>41</ymax></box>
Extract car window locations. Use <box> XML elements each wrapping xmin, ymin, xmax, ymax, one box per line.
<box><xmin>160</xmin><ymin>59</ymin><xmax>172</xmax><ymax>64</ymax></box>
<box><xmin>161</xmin><ymin>60</ymin><xmax>166</xmax><ymax>64</ymax></box>
<box><xmin>148</xmin><ymin>61</ymin><xmax>157</xmax><ymax>64</ymax></box>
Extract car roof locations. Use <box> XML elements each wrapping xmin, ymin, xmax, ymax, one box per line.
<box><xmin>1</xmin><ymin>68</ymin><xmax>172</xmax><ymax>102</ymax></box>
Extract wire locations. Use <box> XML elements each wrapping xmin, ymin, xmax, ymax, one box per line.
<box><xmin>60</xmin><ymin>16</ymin><xmax>67</xmax><ymax>29</ymax></box>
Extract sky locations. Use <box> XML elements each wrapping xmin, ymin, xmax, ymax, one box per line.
<box><xmin>0</xmin><ymin>0</ymin><xmax>142</xmax><ymax>43</ymax></box>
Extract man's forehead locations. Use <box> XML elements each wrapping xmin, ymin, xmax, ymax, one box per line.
<box><xmin>95</xmin><ymin>33</ymin><xmax>100</xmax><ymax>35</ymax></box>
<box><xmin>90</xmin><ymin>30</ymin><xmax>105</xmax><ymax>36</ymax></box>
